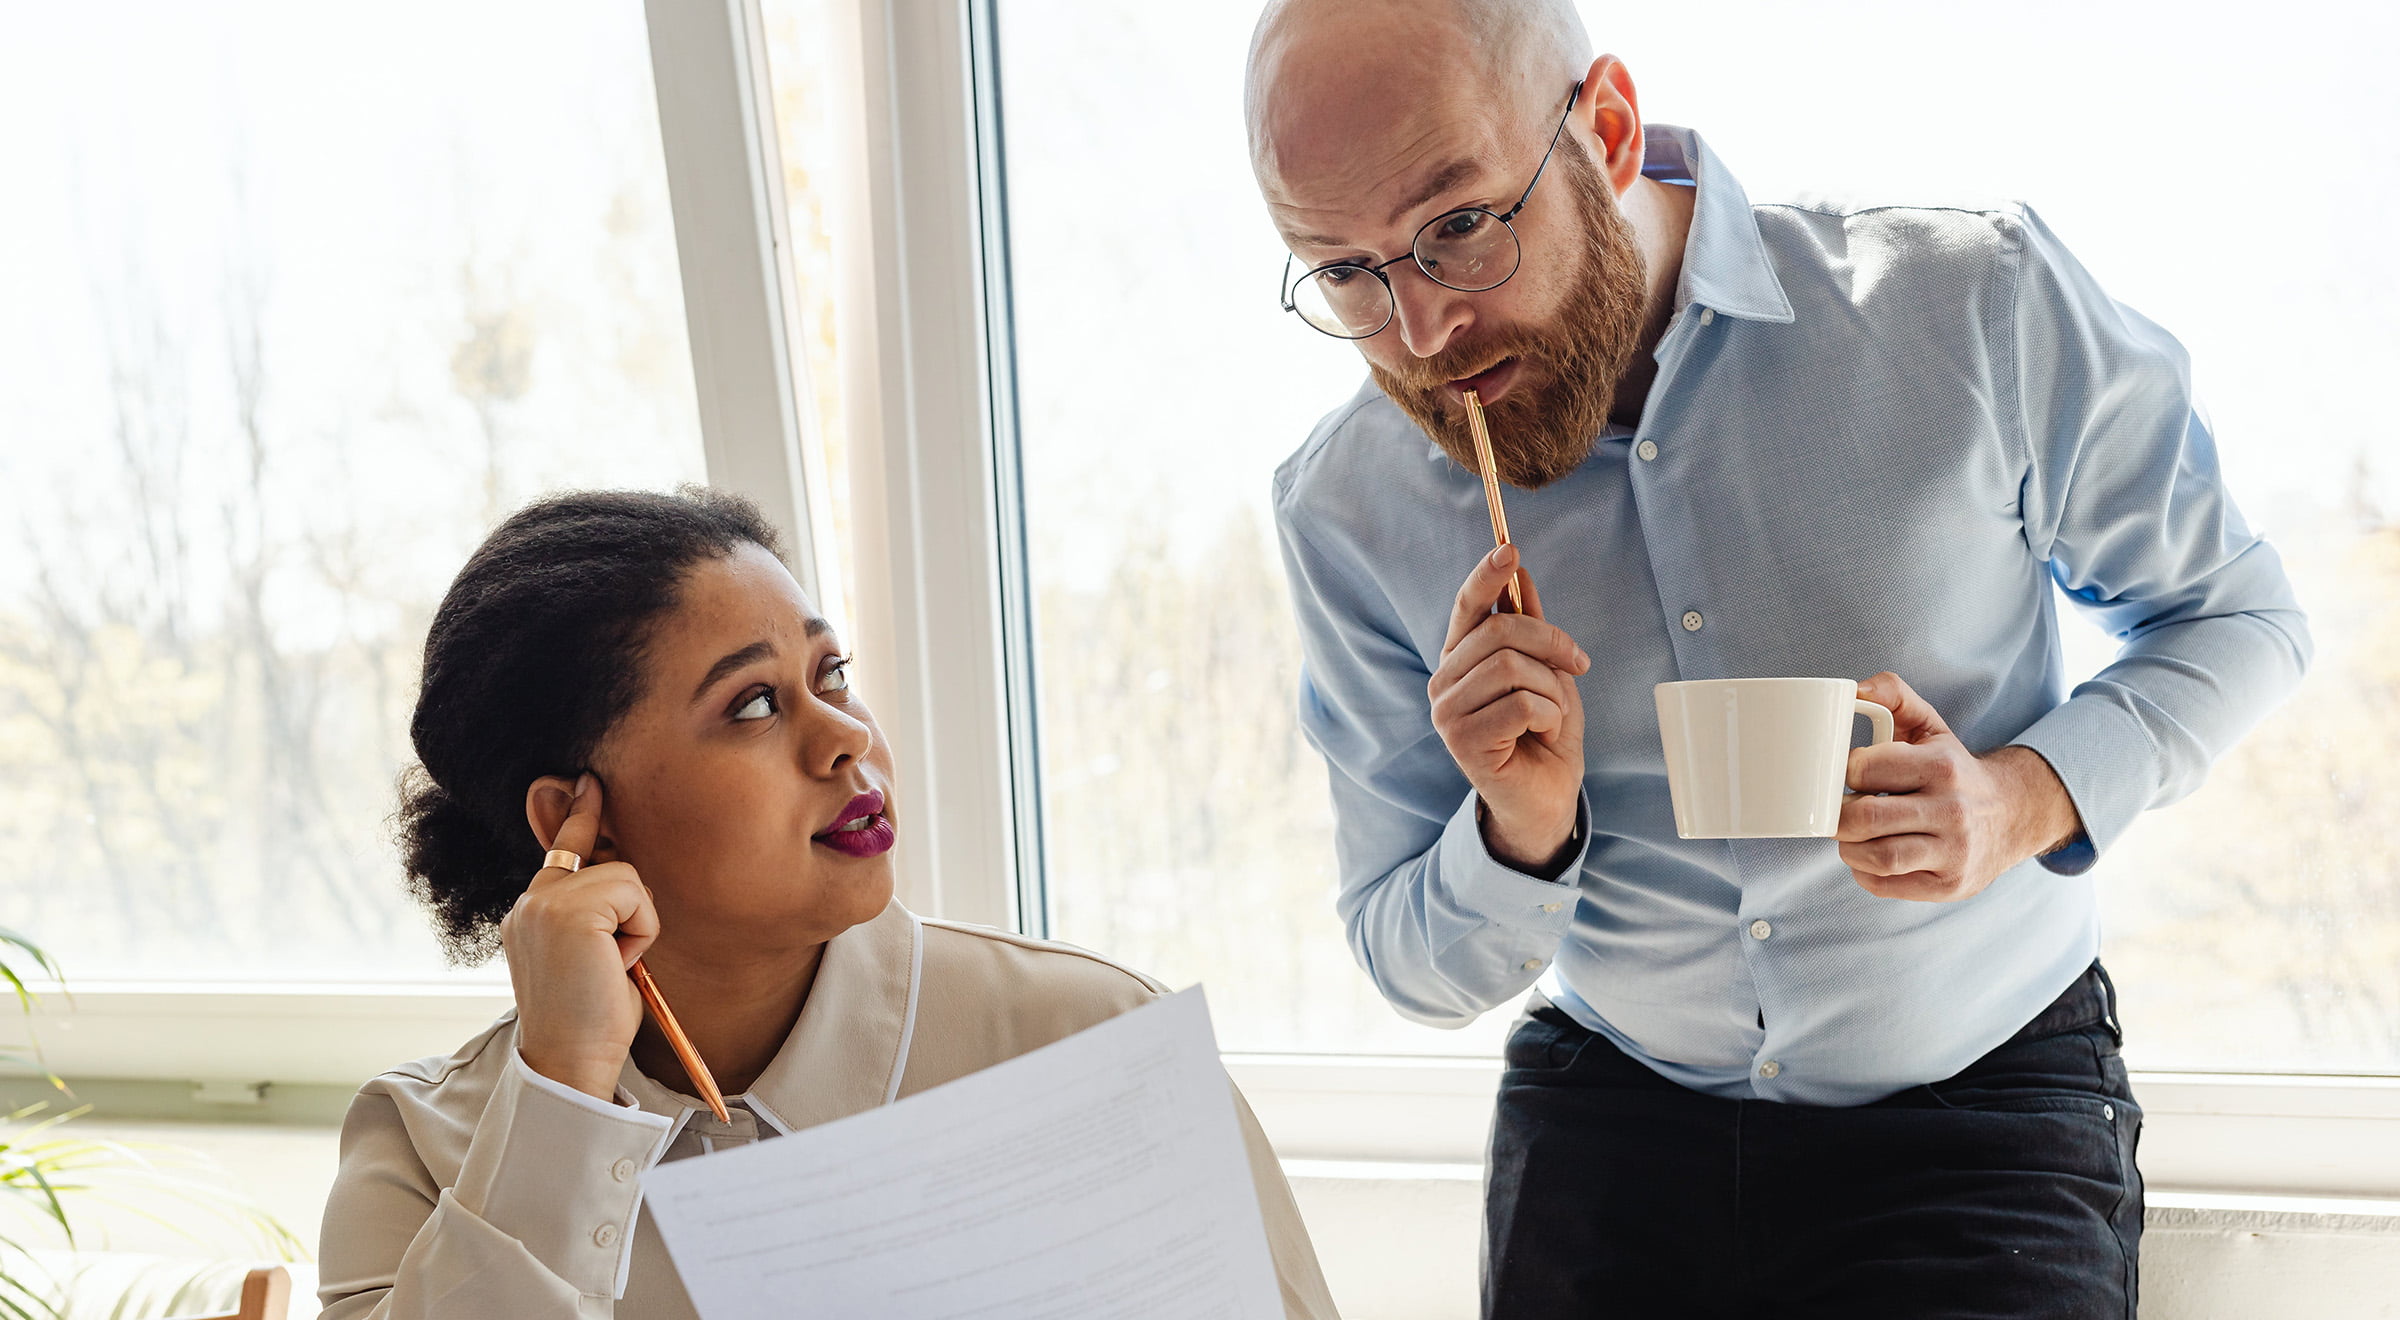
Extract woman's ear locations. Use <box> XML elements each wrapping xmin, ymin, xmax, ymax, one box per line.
<box><xmin>525</xmin><ymin>774</ymin><xmax>618</xmax><ymax>860</ymax></box>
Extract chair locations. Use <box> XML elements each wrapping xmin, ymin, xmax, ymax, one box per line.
<box><xmin>181</xmin><ymin>1265</ymin><xmax>291</xmax><ymax>1320</ymax></box>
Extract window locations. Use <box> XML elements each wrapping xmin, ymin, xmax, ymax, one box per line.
<box><xmin>989</xmin><ymin>0</ymin><xmax>2400</xmax><ymax>1072</ymax></box>
<box><xmin>992</xmin><ymin>3</ymin><xmax>1513</xmax><ymax>1054</ymax></box>
<box><xmin>0</xmin><ymin>0</ymin><xmax>705</xmax><ymax>983</ymax></box>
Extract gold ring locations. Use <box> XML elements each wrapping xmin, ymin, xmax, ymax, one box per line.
<box><xmin>541</xmin><ymin>848</ymin><xmax>583</xmax><ymax>874</ymax></box>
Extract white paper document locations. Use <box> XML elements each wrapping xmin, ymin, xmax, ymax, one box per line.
<box><xmin>643</xmin><ymin>986</ymin><xmax>1282</xmax><ymax>1320</ymax></box>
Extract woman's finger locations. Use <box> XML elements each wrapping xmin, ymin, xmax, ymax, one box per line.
<box><xmin>546</xmin><ymin>773</ymin><xmax>605</xmax><ymax>863</ymax></box>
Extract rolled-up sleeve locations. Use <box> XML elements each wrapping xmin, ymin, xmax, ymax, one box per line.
<box><xmin>1275</xmin><ymin>499</ymin><xmax>1589</xmax><ymax>1027</ymax></box>
<box><xmin>2002</xmin><ymin>204</ymin><xmax>2312</xmax><ymax>870</ymax></box>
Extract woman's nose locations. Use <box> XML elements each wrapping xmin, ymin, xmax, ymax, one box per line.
<box><xmin>800</xmin><ymin>699</ymin><xmax>875</xmax><ymax>776</ymax></box>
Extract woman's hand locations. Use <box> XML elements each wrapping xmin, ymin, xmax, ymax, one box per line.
<box><xmin>501</xmin><ymin>774</ymin><xmax>658</xmax><ymax>1103</ymax></box>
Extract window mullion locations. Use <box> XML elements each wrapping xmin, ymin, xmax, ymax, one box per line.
<box><xmin>820</xmin><ymin>0</ymin><xmax>1019</xmax><ymax>930</ymax></box>
<box><xmin>644</xmin><ymin>0</ymin><xmax>824</xmax><ymax>600</ymax></box>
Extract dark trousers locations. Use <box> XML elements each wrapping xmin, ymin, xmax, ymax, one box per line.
<box><xmin>1485</xmin><ymin>964</ymin><xmax>2143</xmax><ymax>1320</ymax></box>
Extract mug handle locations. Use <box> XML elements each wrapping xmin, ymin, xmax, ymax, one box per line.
<box><xmin>1842</xmin><ymin>698</ymin><xmax>1896</xmax><ymax>796</ymax></box>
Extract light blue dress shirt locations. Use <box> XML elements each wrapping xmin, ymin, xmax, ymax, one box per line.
<box><xmin>1271</xmin><ymin>125</ymin><xmax>2311</xmax><ymax>1106</ymax></box>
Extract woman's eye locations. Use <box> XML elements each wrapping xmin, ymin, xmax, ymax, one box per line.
<box><xmin>817</xmin><ymin>656</ymin><xmax>852</xmax><ymax>695</ymax></box>
<box><xmin>732</xmin><ymin>687</ymin><xmax>778</xmax><ymax>721</ymax></box>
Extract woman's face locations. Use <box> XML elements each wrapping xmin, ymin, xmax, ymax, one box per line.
<box><xmin>584</xmin><ymin>542</ymin><xmax>896</xmax><ymax>951</ymax></box>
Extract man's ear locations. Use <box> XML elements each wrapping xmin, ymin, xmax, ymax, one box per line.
<box><xmin>1579</xmin><ymin>54</ymin><xmax>1646</xmax><ymax>196</ymax></box>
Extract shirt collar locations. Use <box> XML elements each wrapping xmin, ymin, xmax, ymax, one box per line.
<box><xmin>616</xmin><ymin>899</ymin><xmax>923</xmax><ymax>1134</ymax></box>
<box><xmin>1415</xmin><ymin>124</ymin><xmax>1795</xmax><ymax>463</ymax></box>
<box><xmin>1643</xmin><ymin>124</ymin><xmax>1795</xmax><ymax>325</ymax></box>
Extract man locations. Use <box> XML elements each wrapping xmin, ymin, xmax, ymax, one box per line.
<box><xmin>1247</xmin><ymin>1</ymin><xmax>2310</xmax><ymax>1315</ymax></box>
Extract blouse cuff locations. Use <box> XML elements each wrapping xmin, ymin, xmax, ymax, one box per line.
<box><xmin>448</xmin><ymin>1047</ymin><xmax>675</xmax><ymax>1299</ymax></box>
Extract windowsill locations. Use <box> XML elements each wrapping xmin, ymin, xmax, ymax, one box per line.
<box><xmin>12</xmin><ymin>988</ymin><xmax>2400</xmax><ymax>1201</ymax></box>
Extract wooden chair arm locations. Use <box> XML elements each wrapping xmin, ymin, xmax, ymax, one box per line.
<box><xmin>184</xmin><ymin>1264</ymin><xmax>290</xmax><ymax>1320</ymax></box>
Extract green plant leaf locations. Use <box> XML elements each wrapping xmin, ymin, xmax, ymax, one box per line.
<box><xmin>0</xmin><ymin>931</ymin><xmax>61</xmax><ymax>1012</ymax></box>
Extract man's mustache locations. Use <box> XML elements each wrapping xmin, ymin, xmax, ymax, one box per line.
<box><xmin>1383</xmin><ymin>336</ymin><xmax>1540</xmax><ymax>394</ymax></box>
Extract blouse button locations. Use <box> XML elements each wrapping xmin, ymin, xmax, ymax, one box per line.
<box><xmin>593</xmin><ymin>1223</ymin><xmax>620</xmax><ymax>1248</ymax></box>
<box><xmin>611</xmin><ymin>1157</ymin><xmax>637</xmax><ymax>1183</ymax></box>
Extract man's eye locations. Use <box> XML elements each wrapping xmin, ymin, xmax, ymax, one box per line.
<box><xmin>1440</xmin><ymin>210</ymin><xmax>1486</xmax><ymax>238</ymax></box>
<box><xmin>818</xmin><ymin>656</ymin><xmax>852</xmax><ymax>695</ymax></box>
<box><xmin>1316</xmin><ymin>265</ymin><xmax>1362</xmax><ymax>286</ymax></box>
<box><xmin>732</xmin><ymin>687</ymin><xmax>778</xmax><ymax>721</ymax></box>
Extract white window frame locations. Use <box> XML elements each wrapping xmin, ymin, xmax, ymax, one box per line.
<box><xmin>9</xmin><ymin>0</ymin><xmax>2397</xmax><ymax>1208</ymax></box>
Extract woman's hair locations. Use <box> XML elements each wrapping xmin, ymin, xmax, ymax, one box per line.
<box><xmin>397</xmin><ymin>486</ymin><xmax>783</xmax><ymax>965</ymax></box>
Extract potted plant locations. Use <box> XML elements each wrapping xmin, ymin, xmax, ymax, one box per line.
<box><xmin>0</xmin><ymin>927</ymin><xmax>303</xmax><ymax>1320</ymax></box>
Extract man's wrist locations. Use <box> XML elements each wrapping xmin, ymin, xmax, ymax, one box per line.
<box><xmin>1479</xmin><ymin>798</ymin><xmax>1583</xmax><ymax>879</ymax></box>
<box><xmin>1992</xmin><ymin>745</ymin><xmax>2083</xmax><ymax>859</ymax></box>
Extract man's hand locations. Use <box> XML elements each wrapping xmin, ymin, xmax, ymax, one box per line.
<box><xmin>1430</xmin><ymin>545</ymin><xmax>1590</xmax><ymax>873</ymax></box>
<box><xmin>1837</xmin><ymin>672</ymin><xmax>2084</xmax><ymax>902</ymax></box>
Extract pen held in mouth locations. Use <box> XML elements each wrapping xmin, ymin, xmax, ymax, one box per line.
<box><xmin>1462</xmin><ymin>389</ymin><xmax>1525</xmax><ymax>615</ymax></box>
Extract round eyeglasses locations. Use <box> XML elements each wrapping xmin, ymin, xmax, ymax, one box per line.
<box><xmin>1279</xmin><ymin>80</ymin><xmax>1582</xmax><ymax>341</ymax></box>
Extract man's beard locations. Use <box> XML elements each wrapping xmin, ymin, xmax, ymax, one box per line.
<box><xmin>1370</xmin><ymin>141</ymin><xmax>1649</xmax><ymax>490</ymax></box>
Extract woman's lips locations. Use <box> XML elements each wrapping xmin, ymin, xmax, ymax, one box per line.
<box><xmin>1447</xmin><ymin>356</ymin><xmax>1522</xmax><ymax>404</ymax></box>
<box><xmin>814</xmin><ymin>789</ymin><xmax>895</xmax><ymax>858</ymax></box>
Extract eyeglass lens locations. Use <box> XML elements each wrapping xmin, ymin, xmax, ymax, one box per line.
<box><xmin>1289</xmin><ymin>208</ymin><xmax>1521</xmax><ymax>339</ymax></box>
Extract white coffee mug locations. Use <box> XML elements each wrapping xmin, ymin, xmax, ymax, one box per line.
<box><xmin>1654</xmin><ymin>677</ymin><xmax>1896</xmax><ymax>839</ymax></box>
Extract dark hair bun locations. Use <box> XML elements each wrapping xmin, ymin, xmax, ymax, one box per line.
<box><xmin>395</xmin><ymin>766</ymin><xmax>526</xmax><ymax>964</ymax></box>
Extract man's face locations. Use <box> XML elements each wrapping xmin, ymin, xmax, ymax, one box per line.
<box><xmin>1262</xmin><ymin>77</ymin><xmax>1649</xmax><ymax>488</ymax></box>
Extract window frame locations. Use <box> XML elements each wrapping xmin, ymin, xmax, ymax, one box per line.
<box><xmin>6</xmin><ymin>0</ymin><xmax>2396</xmax><ymax>1206</ymax></box>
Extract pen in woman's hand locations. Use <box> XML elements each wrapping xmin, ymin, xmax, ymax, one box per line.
<box><xmin>630</xmin><ymin>959</ymin><xmax>730</xmax><ymax>1123</ymax></box>
<box><xmin>504</xmin><ymin>774</ymin><xmax>727</xmax><ymax>1121</ymax></box>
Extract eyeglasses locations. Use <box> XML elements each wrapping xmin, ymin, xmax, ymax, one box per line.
<box><xmin>1278</xmin><ymin>80</ymin><xmax>1584</xmax><ymax>341</ymax></box>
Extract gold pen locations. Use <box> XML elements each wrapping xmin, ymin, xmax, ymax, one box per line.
<box><xmin>1462</xmin><ymin>389</ymin><xmax>1524</xmax><ymax>613</ymax></box>
<box><xmin>630</xmin><ymin>960</ymin><xmax>730</xmax><ymax>1124</ymax></box>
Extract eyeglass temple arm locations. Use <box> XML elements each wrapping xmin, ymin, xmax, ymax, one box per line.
<box><xmin>1497</xmin><ymin>79</ymin><xmax>1586</xmax><ymax>225</ymax></box>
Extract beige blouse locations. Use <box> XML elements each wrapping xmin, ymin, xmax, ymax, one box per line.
<box><xmin>317</xmin><ymin>901</ymin><xmax>1338</xmax><ymax>1318</ymax></box>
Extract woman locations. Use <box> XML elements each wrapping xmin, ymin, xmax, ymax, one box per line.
<box><xmin>318</xmin><ymin>488</ymin><xmax>1337</xmax><ymax>1318</ymax></box>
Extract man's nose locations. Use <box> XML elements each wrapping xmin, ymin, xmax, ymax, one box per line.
<box><xmin>1388</xmin><ymin>263</ymin><xmax>1471</xmax><ymax>360</ymax></box>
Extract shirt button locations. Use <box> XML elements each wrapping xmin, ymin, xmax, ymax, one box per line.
<box><xmin>611</xmin><ymin>1158</ymin><xmax>638</xmax><ymax>1183</ymax></box>
<box><xmin>1750</xmin><ymin>919</ymin><xmax>1773</xmax><ymax>941</ymax></box>
<box><xmin>1699</xmin><ymin>308</ymin><xmax>1717</xmax><ymax>326</ymax></box>
<box><xmin>1542</xmin><ymin>901</ymin><xmax>1563</xmax><ymax>914</ymax></box>
<box><xmin>1758</xmin><ymin>1060</ymin><xmax>1781</xmax><ymax>1080</ymax></box>
<box><xmin>1636</xmin><ymin>440</ymin><xmax>1660</xmax><ymax>462</ymax></box>
<box><xmin>1522</xmin><ymin>958</ymin><xmax>1544</xmax><ymax>971</ymax></box>
<box><xmin>1681</xmin><ymin>611</ymin><xmax>1704</xmax><ymax>632</ymax></box>
<box><xmin>593</xmin><ymin>1223</ymin><xmax>620</xmax><ymax>1248</ymax></box>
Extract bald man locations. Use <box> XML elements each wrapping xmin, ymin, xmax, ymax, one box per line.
<box><xmin>1248</xmin><ymin>2</ymin><xmax>2309</xmax><ymax>1316</ymax></box>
